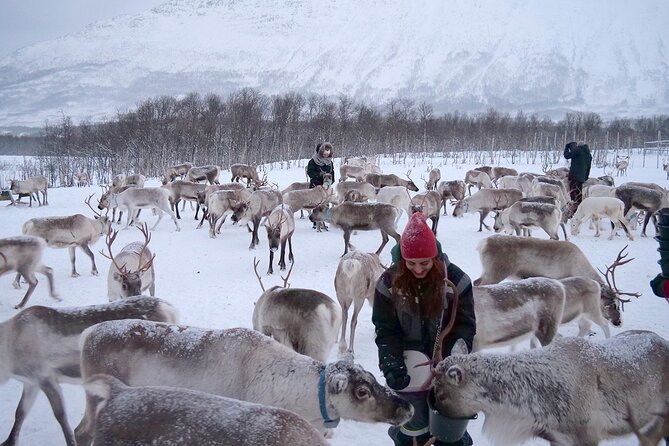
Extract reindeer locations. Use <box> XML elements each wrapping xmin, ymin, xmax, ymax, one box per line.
<box><xmin>339</xmin><ymin>164</ymin><xmax>367</xmax><ymax>182</ymax></box>
<box><xmin>376</xmin><ymin>185</ymin><xmax>413</xmax><ymax>219</ymax></box>
<box><xmin>436</xmin><ymin>180</ymin><xmax>466</xmax><ymax>215</ymax></box>
<box><xmin>21</xmin><ymin>195</ymin><xmax>112</xmax><ymax>277</ymax></box>
<box><xmin>264</xmin><ymin>204</ymin><xmax>295</xmax><ymax>274</ymax></box>
<box><xmin>334</xmin><ymin>251</ymin><xmax>385</xmax><ymax>353</ymax></box>
<box><xmin>102</xmin><ymin>224</ymin><xmax>156</xmax><ymax>301</ymax></box>
<box><xmin>664</xmin><ymin>162</ymin><xmax>669</xmax><ymax>180</ymax></box>
<box><xmin>343</xmin><ymin>156</ymin><xmax>367</xmax><ymax>168</ymax></box>
<box><xmin>123</xmin><ymin>173</ymin><xmax>145</xmax><ymax>188</ymax></box>
<box><xmin>411</xmin><ymin>190</ymin><xmax>442</xmax><ymax>234</ymax></box>
<box><xmin>161</xmin><ymin>162</ymin><xmax>193</xmax><ymax>184</ymax></box>
<box><xmin>98</xmin><ymin>187</ymin><xmax>180</xmax><ymax>231</ymax></box>
<box><xmin>475</xmin><ymin>235</ymin><xmax>641</xmax><ymax>327</ymax></box>
<box><xmin>490</xmin><ymin>166</ymin><xmax>518</xmax><ymax>184</ymax></box>
<box><xmin>424</xmin><ymin>167</ymin><xmax>441</xmax><ymax>190</ymax></box>
<box><xmin>545</xmin><ymin>166</ymin><xmax>570</xmax><ymax>179</ymax></box>
<box><xmin>626</xmin><ymin>400</ymin><xmax>669</xmax><ymax>446</ymax></box>
<box><xmin>0</xmin><ymin>236</ymin><xmax>59</xmax><ymax>309</ymax></box>
<box><xmin>0</xmin><ymin>297</ymin><xmax>178</xmax><ymax>446</ymax></box>
<box><xmin>252</xmin><ymin>260</ymin><xmax>340</xmax><ymax>361</ymax></box>
<box><xmin>472</xmin><ymin>277</ymin><xmax>566</xmax><ymax>351</ymax></box>
<box><xmin>75</xmin><ymin>172</ymin><xmax>89</xmax><ymax>187</ymax></box>
<box><xmin>309</xmin><ymin>201</ymin><xmax>402</xmax><ymax>256</ymax></box>
<box><xmin>97</xmin><ymin>184</ymin><xmax>138</xmax><ymax>224</ymax></box>
<box><xmin>616</xmin><ymin>184</ymin><xmax>669</xmax><ymax>237</ymax></box>
<box><xmin>195</xmin><ymin>182</ymin><xmax>248</xmax><ymax>228</ymax></box>
<box><xmin>570</xmin><ymin>196</ymin><xmax>634</xmax><ymax>240</ymax></box>
<box><xmin>10</xmin><ymin>175</ymin><xmax>48</xmax><ymax>207</ymax></box>
<box><xmin>364</xmin><ymin>171</ymin><xmax>419</xmax><ymax>191</ymax></box>
<box><xmin>230</xmin><ymin>163</ymin><xmax>259</xmax><ymax>186</ymax></box>
<box><xmin>473</xmin><ymin>166</ymin><xmax>492</xmax><ymax>177</ymax></box>
<box><xmin>616</xmin><ymin>155</ymin><xmax>630</xmax><ymax>176</ymax></box>
<box><xmin>205</xmin><ymin>188</ymin><xmax>253</xmax><ymax>238</ymax></box>
<box><xmin>334</xmin><ymin>181</ymin><xmax>377</xmax><ymax>203</ymax></box>
<box><xmin>453</xmin><ymin>188</ymin><xmax>523</xmax><ymax>232</ymax></box>
<box><xmin>584</xmin><ymin>175</ymin><xmax>615</xmax><ymax>188</ymax></box>
<box><xmin>75</xmin><ymin>321</ymin><xmax>414</xmax><ymax>443</ymax></box>
<box><xmin>110</xmin><ymin>174</ymin><xmax>125</xmax><ymax>192</ymax></box>
<box><xmin>82</xmin><ymin>374</ymin><xmax>328</xmax><ymax>446</ymax></box>
<box><xmin>433</xmin><ymin>330</ymin><xmax>669</xmax><ymax>446</ymax></box>
<box><xmin>463</xmin><ymin>169</ymin><xmax>493</xmax><ymax>195</ymax></box>
<box><xmin>187</xmin><ymin>164</ymin><xmax>220</xmax><ymax>185</ymax></box>
<box><xmin>230</xmin><ymin>189</ymin><xmax>282</xmax><ymax>249</ymax></box>
<box><xmin>283</xmin><ymin>185</ymin><xmax>336</xmax><ymax>215</ymax></box>
<box><xmin>161</xmin><ymin>179</ymin><xmax>207</xmax><ymax>219</ymax></box>
<box><xmin>494</xmin><ymin>200</ymin><xmax>563</xmax><ymax>240</ymax></box>
<box><xmin>558</xmin><ymin>277</ymin><xmax>611</xmax><ymax>338</ymax></box>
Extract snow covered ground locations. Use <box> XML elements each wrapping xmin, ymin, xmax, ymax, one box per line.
<box><xmin>0</xmin><ymin>152</ymin><xmax>666</xmax><ymax>446</ymax></box>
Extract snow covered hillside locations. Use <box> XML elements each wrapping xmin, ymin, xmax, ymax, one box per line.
<box><xmin>0</xmin><ymin>152</ymin><xmax>667</xmax><ymax>445</ymax></box>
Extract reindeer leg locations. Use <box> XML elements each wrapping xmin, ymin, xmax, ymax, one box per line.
<box><xmin>267</xmin><ymin>249</ymin><xmax>274</xmax><ymax>275</ymax></box>
<box><xmin>40</xmin><ymin>378</ymin><xmax>76</xmax><ymax>446</ymax></box>
<box><xmin>641</xmin><ymin>212</ymin><xmax>652</xmax><ymax>237</ymax></box>
<box><xmin>288</xmin><ymin>236</ymin><xmax>294</xmax><ymax>263</ymax></box>
<box><xmin>166</xmin><ymin>207</ymin><xmax>181</xmax><ymax>232</ymax></box>
<box><xmin>279</xmin><ymin>239</ymin><xmax>287</xmax><ymax>270</ymax></box>
<box><xmin>2</xmin><ymin>382</ymin><xmax>39</xmax><ymax>446</ymax></box>
<box><xmin>618</xmin><ymin>219</ymin><xmax>634</xmax><ymax>241</ymax></box>
<box><xmin>14</xmin><ymin>269</ymin><xmax>38</xmax><ymax>309</ymax></box>
<box><xmin>174</xmin><ymin>199</ymin><xmax>182</xmax><ymax>219</ymax></box>
<box><xmin>12</xmin><ymin>272</ymin><xmax>21</xmax><ymax>289</ymax></box>
<box><xmin>349</xmin><ymin>298</ymin><xmax>366</xmax><ymax>354</ymax></box>
<box><xmin>69</xmin><ymin>247</ymin><xmax>79</xmax><ymax>277</ymax></box>
<box><xmin>339</xmin><ymin>302</ymin><xmax>349</xmax><ymax>354</ymax></box>
<box><xmin>79</xmin><ymin>244</ymin><xmax>98</xmax><ymax>276</ymax></box>
<box><xmin>342</xmin><ymin>229</ymin><xmax>352</xmax><ymax>256</ymax></box>
<box><xmin>376</xmin><ymin>231</ymin><xmax>390</xmax><ymax>255</ymax></box>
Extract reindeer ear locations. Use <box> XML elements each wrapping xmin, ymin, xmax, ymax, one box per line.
<box><xmin>450</xmin><ymin>338</ymin><xmax>469</xmax><ymax>356</ymax></box>
<box><xmin>113</xmin><ymin>272</ymin><xmax>121</xmax><ymax>281</ymax></box>
<box><xmin>446</xmin><ymin>365</ymin><xmax>464</xmax><ymax>386</ymax></box>
<box><xmin>328</xmin><ymin>373</ymin><xmax>349</xmax><ymax>394</ymax></box>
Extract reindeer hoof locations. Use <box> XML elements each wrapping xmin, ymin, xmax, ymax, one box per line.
<box><xmin>51</xmin><ymin>293</ymin><xmax>62</xmax><ymax>301</ymax></box>
<box><xmin>71</xmin><ymin>272</ymin><xmax>80</xmax><ymax>278</ymax></box>
<box><xmin>91</xmin><ymin>270</ymin><xmax>99</xmax><ymax>276</ymax></box>
<box><xmin>12</xmin><ymin>282</ymin><xmax>21</xmax><ymax>289</ymax></box>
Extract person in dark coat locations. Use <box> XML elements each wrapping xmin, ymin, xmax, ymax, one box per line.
<box><xmin>563</xmin><ymin>141</ymin><xmax>592</xmax><ymax>210</ymax></box>
<box><xmin>306</xmin><ymin>142</ymin><xmax>335</xmax><ymax>188</ymax></box>
<box><xmin>372</xmin><ymin>212</ymin><xmax>476</xmax><ymax>446</ymax></box>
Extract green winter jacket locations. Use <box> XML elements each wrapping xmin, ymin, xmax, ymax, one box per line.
<box><xmin>372</xmin><ymin>242</ymin><xmax>476</xmax><ymax>380</ymax></box>
<box><xmin>564</xmin><ymin>143</ymin><xmax>592</xmax><ymax>182</ymax></box>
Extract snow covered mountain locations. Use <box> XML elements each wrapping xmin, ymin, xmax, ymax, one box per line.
<box><xmin>0</xmin><ymin>0</ymin><xmax>667</xmax><ymax>128</ymax></box>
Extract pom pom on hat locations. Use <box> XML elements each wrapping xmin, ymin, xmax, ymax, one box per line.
<box><xmin>400</xmin><ymin>212</ymin><xmax>438</xmax><ymax>259</ymax></box>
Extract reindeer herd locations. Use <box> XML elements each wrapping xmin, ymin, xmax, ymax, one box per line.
<box><xmin>1</xmin><ymin>155</ymin><xmax>668</xmax><ymax>446</ymax></box>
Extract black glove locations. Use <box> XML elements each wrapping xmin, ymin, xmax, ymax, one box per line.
<box><xmin>385</xmin><ymin>368</ymin><xmax>410</xmax><ymax>390</ymax></box>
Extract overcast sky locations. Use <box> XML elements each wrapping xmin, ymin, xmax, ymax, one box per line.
<box><xmin>0</xmin><ymin>0</ymin><xmax>165</xmax><ymax>57</ymax></box>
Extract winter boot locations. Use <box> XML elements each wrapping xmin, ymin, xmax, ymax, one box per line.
<box><xmin>433</xmin><ymin>431</ymin><xmax>473</xmax><ymax>446</ymax></box>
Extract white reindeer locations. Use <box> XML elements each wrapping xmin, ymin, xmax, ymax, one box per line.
<box><xmin>0</xmin><ymin>236</ymin><xmax>59</xmax><ymax>309</ymax></box>
<box><xmin>75</xmin><ymin>320</ymin><xmax>414</xmax><ymax>444</ymax></box>
<box><xmin>0</xmin><ymin>297</ymin><xmax>178</xmax><ymax>446</ymax></box>
<box><xmin>494</xmin><ymin>200</ymin><xmax>563</xmax><ymax>240</ymax></box>
<box><xmin>334</xmin><ymin>251</ymin><xmax>385</xmax><ymax>353</ymax></box>
<box><xmin>453</xmin><ymin>188</ymin><xmax>523</xmax><ymax>232</ymax></box>
<box><xmin>570</xmin><ymin>196</ymin><xmax>634</xmax><ymax>240</ymax></box>
<box><xmin>82</xmin><ymin>374</ymin><xmax>328</xmax><ymax>446</ymax></box>
<box><xmin>433</xmin><ymin>330</ymin><xmax>669</xmax><ymax>446</ymax></box>
<box><xmin>98</xmin><ymin>187</ymin><xmax>180</xmax><ymax>231</ymax></box>
<box><xmin>464</xmin><ymin>169</ymin><xmax>493</xmax><ymax>195</ymax></box>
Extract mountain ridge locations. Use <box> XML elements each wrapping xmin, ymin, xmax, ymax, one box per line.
<box><xmin>0</xmin><ymin>0</ymin><xmax>667</xmax><ymax>128</ymax></box>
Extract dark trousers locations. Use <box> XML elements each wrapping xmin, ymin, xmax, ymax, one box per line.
<box><xmin>568</xmin><ymin>178</ymin><xmax>584</xmax><ymax>215</ymax></box>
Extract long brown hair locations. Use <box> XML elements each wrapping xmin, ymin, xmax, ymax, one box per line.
<box><xmin>391</xmin><ymin>257</ymin><xmax>446</xmax><ymax>318</ymax></box>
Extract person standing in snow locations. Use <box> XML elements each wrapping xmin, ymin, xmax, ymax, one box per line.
<box><xmin>306</xmin><ymin>142</ymin><xmax>335</xmax><ymax>188</ymax></box>
<box><xmin>372</xmin><ymin>212</ymin><xmax>476</xmax><ymax>446</ymax></box>
<box><xmin>563</xmin><ymin>141</ymin><xmax>592</xmax><ymax>213</ymax></box>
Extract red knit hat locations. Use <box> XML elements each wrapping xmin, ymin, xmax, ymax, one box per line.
<box><xmin>400</xmin><ymin>212</ymin><xmax>438</xmax><ymax>259</ymax></box>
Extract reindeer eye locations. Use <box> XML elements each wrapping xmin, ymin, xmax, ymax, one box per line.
<box><xmin>355</xmin><ymin>387</ymin><xmax>370</xmax><ymax>399</ymax></box>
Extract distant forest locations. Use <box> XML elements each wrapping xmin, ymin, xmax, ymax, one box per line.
<box><xmin>3</xmin><ymin>88</ymin><xmax>669</xmax><ymax>184</ymax></box>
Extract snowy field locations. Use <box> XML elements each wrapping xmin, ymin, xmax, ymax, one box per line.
<box><xmin>0</xmin><ymin>152</ymin><xmax>667</xmax><ymax>446</ymax></box>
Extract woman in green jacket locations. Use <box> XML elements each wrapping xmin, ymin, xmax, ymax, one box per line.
<box><xmin>372</xmin><ymin>212</ymin><xmax>476</xmax><ymax>446</ymax></box>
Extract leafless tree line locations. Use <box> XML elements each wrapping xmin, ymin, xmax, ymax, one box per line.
<box><xmin>3</xmin><ymin>88</ymin><xmax>669</xmax><ymax>185</ymax></box>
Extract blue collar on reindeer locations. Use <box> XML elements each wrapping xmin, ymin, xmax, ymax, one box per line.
<box><xmin>319</xmin><ymin>366</ymin><xmax>340</xmax><ymax>428</ymax></box>
<box><xmin>325</xmin><ymin>206</ymin><xmax>330</xmax><ymax>222</ymax></box>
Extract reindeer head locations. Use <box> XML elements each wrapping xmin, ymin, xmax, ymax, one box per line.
<box><xmin>597</xmin><ymin>246</ymin><xmax>641</xmax><ymax>326</ymax></box>
<box><xmin>452</xmin><ymin>199</ymin><xmax>467</xmax><ymax>217</ymax></box>
<box><xmin>101</xmin><ymin>223</ymin><xmax>155</xmax><ymax>299</ymax></box>
<box><xmin>85</xmin><ymin>194</ymin><xmax>112</xmax><ymax>232</ymax></box>
<box><xmin>230</xmin><ymin>200</ymin><xmax>249</xmax><ymax>224</ymax></box>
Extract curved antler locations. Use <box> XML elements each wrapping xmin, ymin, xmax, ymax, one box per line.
<box><xmin>99</xmin><ymin>229</ymin><xmax>128</xmax><ymax>274</ymax></box>
<box><xmin>597</xmin><ymin>245</ymin><xmax>642</xmax><ymax>303</ymax></box>
<box><xmin>84</xmin><ymin>194</ymin><xmax>103</xmax><ymax>218</ymax></box>
<box><xmin>134</xmin><ymin>223</ymin><xmax>155</xmax><ymax>274</ymax></box>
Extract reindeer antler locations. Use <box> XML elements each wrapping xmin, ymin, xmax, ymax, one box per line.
<box><xmin>99</xmin><ymin>230</ymin><xmax>128</xmax><ymax>274</ymax></box>
<box><xmin>597</xmin><ymin>245</ymin><xmax>642</xmax><ymax>303</ymax></box>
<box><xmin>134</xmin><ymin>223</ymin><xmax>155</xmax><ymax>274</ymax></box>
<box><xmin>84</xmin><ymin>194</ymin><xmax>103</xmax><ymax>217</ymax></box>
<box><xmin>280</xmin><ymin>260</ymin><xmax>294</xmax><ymax>288</ymax></box>
<box><xmin>252</xmin><ymin>257</ymin><xmax>266</xmax><ymax>292</ymax></box>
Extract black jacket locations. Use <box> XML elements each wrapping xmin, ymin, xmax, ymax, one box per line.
<box><xmin>372</xmin><ymin>248</ymin><xmax>476</xmax><ymax>380</ymax></box>
<box><xmin>306</xmin><ymin>145</ymin><xmax>335</xmax><ymax>187</ymax></box>
<box><xmin>564</xmin><ymin>143</ymin><xmax>592</xmax><ymax>183</ymax></box>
